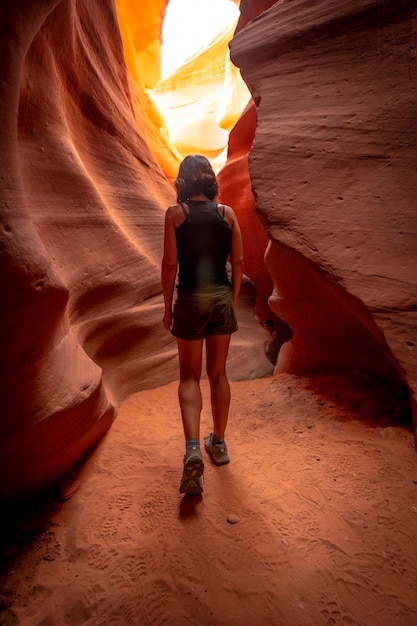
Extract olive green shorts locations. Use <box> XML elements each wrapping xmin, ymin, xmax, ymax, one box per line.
<box><xmin>172</xmin><ymin>284</ymin><xmax>238</xmax><ymax>341</ymax></box>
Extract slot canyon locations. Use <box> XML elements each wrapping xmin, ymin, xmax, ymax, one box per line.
<box><xmin>1</xmin><ymin>0</ymin><xmax>415</xmax><ymax>500</ymax></box>
<box><xmin>0</xmin><ymin>1</ymin><xmax>416</xmax><ymax>624</ymax></box>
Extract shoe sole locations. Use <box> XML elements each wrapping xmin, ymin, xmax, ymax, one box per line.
<box><xmin>180</xmin><ymin>458</ymin><xmax>204</xmax><ymax>494</ymax></box>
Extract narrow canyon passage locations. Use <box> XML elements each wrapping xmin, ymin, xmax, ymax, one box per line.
<box><xmin>1</xmin><ymin>0</ymin><xmax>416</xmax><ymax>622</ymax></box>
<box><xmin>1</xmin><ymin>0</ymin><xmax>415</xmax><ymax>502</ymax></box>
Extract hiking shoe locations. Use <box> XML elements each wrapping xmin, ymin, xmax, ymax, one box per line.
<box><xmin>180</xmin><ymin>445</ymin><xmax>204</xmax><ymax>494</ymax></box>
<box><xmin>204</xmin><ymin>433</ymin><xmax>230</xmax><ymax>466</ymax></box>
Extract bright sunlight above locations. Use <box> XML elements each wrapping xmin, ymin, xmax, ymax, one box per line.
<box><xmin>161</xmin><ymin>0</ymin><xmax>240</xmax><ymax>78</ymax></box>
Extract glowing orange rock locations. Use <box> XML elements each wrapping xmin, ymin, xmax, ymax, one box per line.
<box><xmin>147</xmin><ymin>3</ymin><xmax>251</xmax><ymax>168</ymax></box>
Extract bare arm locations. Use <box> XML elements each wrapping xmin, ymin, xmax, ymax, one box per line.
<box><xmin>161</xmin><ymin>206</ymin><xmax>178</xmax><ymax>331</ymax></box>
<box><xmin>227</xmin><ymin>207</ymin><xmax>244</xmax><ymax>307</ymax></box>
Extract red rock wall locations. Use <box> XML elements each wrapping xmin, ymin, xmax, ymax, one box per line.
<box><xmin>218</xmin><ymin>100</ymin><xmax>273</xmax><ymax>321</ymax></box>
<box><xmin>230</xmin><ymin>0</ymin><xmax>417</xmax><ymax>427</ymax></box>
<box><xmin>0</xmin><ymin>0</ymin><xmax>177</xmax><ymax>501</ymax></box>
<box><xmin>218</xmin><ymin>0</ymin><xmax>279</xmax><ymax>322</ymax></box>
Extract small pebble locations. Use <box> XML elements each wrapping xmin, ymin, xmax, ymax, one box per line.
<box><xmin>379</xmin><ymin>427</ymin><xmax>396</xmax><ymax>439</ymax></box>
<box><xmin>227</xmin><ymin>514</ymin><xmax>240</xmax><ymax>524</ymax></box>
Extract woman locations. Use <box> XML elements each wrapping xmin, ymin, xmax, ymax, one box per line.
<box><xmin>161</xmin><ymin>155</ymin><xmax>243</xmax><ymax>494</ymax></box>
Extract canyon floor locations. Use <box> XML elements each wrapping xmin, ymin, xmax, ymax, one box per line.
<box><xmin>1</xmin><ymin>373</ymin><xmax>417</xmax><ymax>626</ymax></box>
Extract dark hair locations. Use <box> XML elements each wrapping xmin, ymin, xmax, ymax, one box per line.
<box><xmin>174</xmin><ymin>154</ymin><xmax>218</xmax><ymax>202</ymax></box>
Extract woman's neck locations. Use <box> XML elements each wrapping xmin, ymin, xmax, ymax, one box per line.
<box><xmin>188</xmin><ymin>194</ymin><xmax>210</xmax><ymax>201</ymax></box>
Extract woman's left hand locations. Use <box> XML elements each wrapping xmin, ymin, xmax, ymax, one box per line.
<box><xmin>163</xmin><ymin>310</ymin><xmax>173</xmax><ymax>331</ymax></box>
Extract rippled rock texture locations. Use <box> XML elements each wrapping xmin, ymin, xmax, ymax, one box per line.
<box><xmin>231</xmin><ymin>0</ymin><xmax>417</xmax><ymax>428</ymax></box>
<box><xmin>0</xmin><ymin>0</ymin><xmax>177</xmax><ymax>500</ymax></box>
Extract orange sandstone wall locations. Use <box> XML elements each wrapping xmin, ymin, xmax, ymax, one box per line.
<box><xmin>230</xmin><ymin>0</ymin><xmax>417</xmax><ymax>427</ymax></box>
<box><xmin>218</xmin><ymin>100</ymin><xmax>273</xmax><ymax>321</ymax></box>
<box><xmin>115</xmin><ymin>0</ymin><xmax>181</xmax><ymax>181</ymax></box>
<box><xmin>0</xmin><ymin>0</ymin><xmax>177</xmax><ymax>501</ymax></box>
<box><xmin>218</xmin><ymin>0</ymin><xmax>279</xmax><ymax>322</ymax></box>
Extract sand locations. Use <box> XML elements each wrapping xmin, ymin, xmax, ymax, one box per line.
<box><xmin>1</xmin><ymin>373</ymin><xmax>417</xmax><ymax>626</ymax></box>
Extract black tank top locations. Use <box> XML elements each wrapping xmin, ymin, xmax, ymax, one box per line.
<box><xmin>175</xmin><ymin>200</ymin><xmax>232</xmax><ymax>292</ymax></box>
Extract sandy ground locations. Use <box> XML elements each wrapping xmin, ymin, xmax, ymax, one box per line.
<box><xmin>1</xmin><ymin>373</ymin><xmax>417</xmax><ymax>626</ymax></box>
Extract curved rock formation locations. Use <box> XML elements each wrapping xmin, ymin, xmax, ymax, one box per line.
<box><xmin>217</xmin><ymin>99</ymin><xmax>273</xmax><ymax>321</ymax></box>
<box><xmin>0</xmin><ymin>0</ymin><xmax>177</xmax><ymax>501</ymax></box>
<box><xmin>230</xmin><ymin>0</ymin><xmax>417</xmax><ymax>427</ymax></box>
<box><xmin>218</xmin><ymin>0</ymin><xmax>291</xmax><ymax>326</ymax></box>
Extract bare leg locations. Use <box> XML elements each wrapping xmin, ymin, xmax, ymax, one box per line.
<box><xmin>205</xmin><ymin>334</ymin><xmax>232</xmax><ymax>438</ymax></box>
<box><xmin>177</xmin><ymin>338</ymin><xmax>204</xmax><ymax>440</ymax></box>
